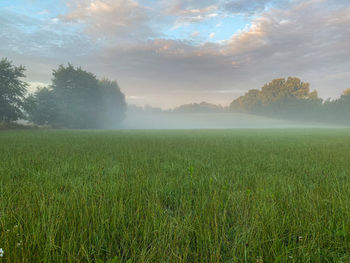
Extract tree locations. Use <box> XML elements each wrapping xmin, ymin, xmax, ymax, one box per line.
<box><xmin>323</xmin><ymin>89</ymin><xmax>350</xmax><ymax>125</ymax></box>
<box><xmin>173</xmin><ymin>102</ymin><xmax>226</xmax><ymax>113</ymax></box>
<box><xmin>98</xmin><ymin>79</ymin><xmax>127</xmax><ymax>128</ymax></box>
<box><xmin>51</xmin><ymin>64</ymin><xmax>102</xmax><ymax>128</ymax></box>
<box><xmin>343</xmin><ymin>88</ymin><xmax>350</xmax><ymax>96</ymax></box>
<box><xmin>229</xmin><ymin>77</ymin><xmax>325</xmax><ymax>122</ymax></box>
<box><xmin>26</xmin><ymin>87</ymin><xmax>58</xmax><ymax>125</ymax></box>
<box><xmin>284</xmin><ymin>77</ymin><xmax>311</xmax><ymax>99</ymax></box>
<box><xmin>259</xmin><ymin>77</ymin><xmax>314</xmax><ymax>105</ymax></box>
<box><xmin>27</xmin><ymin>64</ymin><xmax>127</xmax><ymax>129</ymax></box>
<box><xmin>309</xmin><ymin>90</ymin><xmax>319</xmax><ymax>100</ymax></box>
<box><xmin>230</xmin><ymin>77</ymin><xmax>319</xmax><ymax>113</ymax></box>
<box><xmin>260</xmin><ymin>78</ymin><xmax>286</xmax><ymax>105</ymax></box>
<box><xmin>230</xmin><ymin>89</ymin><xmax>261</xmax><ymax>111</ymax></box>
<box><xmin>0</xmin><ymin>58</ymin><xmax>28</xmax><ymax>122</ymax></box>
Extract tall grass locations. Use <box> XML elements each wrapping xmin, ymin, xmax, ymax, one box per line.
<box><xmin>0</xmin><ymin>129</ymin><xmax>350</xmax><ymax>262</ymax></box>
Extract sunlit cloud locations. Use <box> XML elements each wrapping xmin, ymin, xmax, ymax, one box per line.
<box><xmin>0</xmin><ymin>0</ymin><xmax>350</xmax><ymax>108</ymax></box>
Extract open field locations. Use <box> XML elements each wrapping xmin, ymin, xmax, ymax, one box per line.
<box><xmin>1</xmin><ymin>129</ymin><xmax>350</xmax><ymax>262</ymax></box>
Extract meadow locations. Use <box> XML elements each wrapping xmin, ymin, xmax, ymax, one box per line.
<box><xmin>1</xmin><ymin>129</ymin><xmax>350</xmax><ymax>262</ymax></box>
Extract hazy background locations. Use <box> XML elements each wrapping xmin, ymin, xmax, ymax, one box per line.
<box><xmin>122</xmin><ymin>112</ymin><xmax>344</xmax><ymax>129</ymax></box>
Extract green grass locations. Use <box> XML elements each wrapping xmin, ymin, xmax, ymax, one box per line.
<box><xmin>1</xmin><ymin>129</ymin><xmax>350</xmax><ymax>262</ymax></box>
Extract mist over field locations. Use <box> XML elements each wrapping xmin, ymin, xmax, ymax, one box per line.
<box><xmin>2</xmin><ymin>0</ymin><xmax>350</xmax><ymax>129</ymax></box>
<box><xmin>122</xmin><ymin>112</ymin><xmax>343</xmax><ymax>129</ymax></box>
<box><xmin>2</xmin><ymin>0</ymin><xmax>350</xmax><ymax>262</ymax></box>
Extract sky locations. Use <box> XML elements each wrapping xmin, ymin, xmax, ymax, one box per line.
<box><xmin>1</xmin><ymin>0</ymin><xmax>350</xmax><ymax>108</ymax></box>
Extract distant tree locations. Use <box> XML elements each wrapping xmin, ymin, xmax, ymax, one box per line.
<box><xmin>333</xmin><ymin>89</ymin><xmax>350</xmax><ymax>124</ymax></box>
<box><xmin>174</xmin><ymin>102</ymin><xmax>226</xmax><ymax>113</ymax></box>
<box><xmin>27</xmin><ymin>64</ymin><xmax>127</xmax><ymax>129</ymax></box>
<box><xmin>229</xmin><ymin>77</ymin><xmax>329</xmax><ymax>123</ymax></box>
<box><xmin>0</xmin><ymin>58</ymin><xmax>29</xmax><ymax>122</ymax></box>
<box><xmin>26</xmin><ymin>87</ymin><xmax>58</xmax><ymax>125</ymax></box>
<box><xmin>98</xmin><ymin>79</ymin><xmax>127</xmax><ymax>128</ymax></box>
<box><xmin>343</xmin><ymin>88</ymin><xmax>350</xmax><ymax>96</ymax></box>
<box><xmin>230</xmin><ymin>77</ymin><xmax>319</xmax><ymax>114</ymax></box>
<box><xmin>127</xmin><ymin>104</ymin><xmax>168</xmax><ymax>114</ymax></box>
<box><xmin>260</xmin><ymin>78</ymin><xmax>286</xmax><ymax>105</ymax></box>
<box><xmin>259</xmin><ymin>77</ymin><xmax>314</xmax><ymax>105</ymax></box>
<box><xmin>51</xmin><ymin>64</ymin><xmax>103</xmax><ymax>128</ymax></box>
<box><xmin>309</xmin><ymin>90</ymin><xmax>319</xmax><ymax>100</ymax></box>
<box><xmin>144</xmin><ymin>104</ymin><xmax>164</xmax><ymax>114</ymax></box>
<box><xmin>230</xmin><ymin>89</ymin><xmax>261</xmax><ymax>111</ymax></box>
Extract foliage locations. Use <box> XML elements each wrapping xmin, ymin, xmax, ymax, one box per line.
<box><xmin>27</xmin><ymin>64</ymin><xmax>127</xmax><ymax>129</ymax></box>
<box><xmin>230</xmin><ymin>77</ymin><xmax>350</xmax><ymax>125</ymax></box>
<box><xmin>1</xmin><ymin>130</ymin><xmax>350</xmax><ymax>262</ymax></box>
<box><xmin>230</xmin><ymin>77</ymin><xmax>319</xmax><ymax>113</ymax></box>
<box><xmin>52</xmin><ymin>64</ymin><xmax>103</xmax><ymax>128</ymax></box>
<box><xmin>98</xmin><ymin>79</ymin><xmax>127</xmax><ymax>128</ymax></box>
<box><xmin>343</xmin><ymin>88</ymin><xmax>350</xmax><ymax>96</ymax></box>
<box><xmin>230</xmin><ymin>89</ymin><xmax>261</xmax><ymax>111</ymax></box>
<box><xmin>0</xmin><ymin>58</ymin><xmax>29</xmax><ymax>122</ymax></box>
<box><xmin>173</xmin><ymin>102</ymin><xmax>227</xmax><ymax>113</ymax></box>
<box><xmin>26</xmin><ymin>87</ymin><xmax>58</xmax><ymax>125</ymax></box>
<box><xmin>260</xmin><ymin>77</ymin><xmax>314</xmax><ymax>104</ymax></box>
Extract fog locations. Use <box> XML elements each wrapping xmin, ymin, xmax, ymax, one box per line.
<box><xmin>121</xmin><ymin>111</ymin><xmax>343</xmax><ymax>130</ymax></box>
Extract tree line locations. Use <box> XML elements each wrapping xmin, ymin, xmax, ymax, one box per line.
<box><xmin>0</xmin><ymin>58</ymin><xmax>126</xmax><ymax>129</ymax></box>
<box><xmin>128</xmin><ymin>102</ymin><xmax>228</xmax><ymax>115</ymax></box>
<box><xmin>230</xmin><ymin>77</ymin><xmax>350</xmax><ymax>125</ymax></box>
<box><xmin>173</xmin><ymin>102</ymin><xmax>228</xmax><ymax>114</ymax></box>
<box><xmin>1</xmin><ymin>57</ymin><xmax>350</xmax><ymax>128</ymax></box>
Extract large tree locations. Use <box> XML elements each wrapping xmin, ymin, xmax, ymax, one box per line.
<box><xmin>343</xmin><ymin>88</ymin><xmax>350</xmax><ymax>96</ymax></box>
<box><xmin>26</xmin><ymin>87</ymin><xmax>58</xmax><ymax>125</ymax></box>
<box><xmin>260</xmin><ymin>77</ymin><xmax>314</xmax><ymax>105</ymax></box>
<box><xmin>0</xmin><ymin>58</ymin><xmax>28</xmax><ymax>122</ymax></box>
<box><xmin>51</xmin><ymin>64</ymin><xmax>103</xmax><ymax>128</ymax></box>
<box><xmin>230</xmin><ymin>77</ymin><xmax>319</xmax><ymax>113</ymax></box>
<box><xmin>230</xmin><ymin>89</ymin><xmax>261</xmax><ymax>111</ymax></box>
<box><xmin>98</xmin><ymin>79</ymin><xmax>127</xmax><ymax>128</ymax></box>
<box><xmin>28</xmin><ymin>64</ymin><xmax>127</xmax><ymax>129</ymax></box>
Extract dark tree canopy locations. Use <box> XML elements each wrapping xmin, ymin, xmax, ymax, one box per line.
<box><xmin>0</xmin><ymin>58</ymin><xmax>28</xmax><ymax>122</ymax></box>
<box><xmin>26</xmin><ymin>87</ymin><xmax>58</xmax><ymax>125</ymax></box>
<box><xmin>27</xmin><ymin>64</ymin><xmax>127</xmax><ymax>129</ymax></box>
<box><xmin>52</xmin><ymin>64</ymin><xmax>102</xmax><ymax>128</ymax></box>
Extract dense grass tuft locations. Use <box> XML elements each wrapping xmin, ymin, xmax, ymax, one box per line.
<box><xmin>1</xmin><ymin>129</ymin><xmax>350</xmax><ymax>262</ymax></box>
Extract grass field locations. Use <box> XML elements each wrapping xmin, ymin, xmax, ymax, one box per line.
<box><xmin>1</xmin><ymin>129</ymin><xmax>350</xmax><ymax>262</ymax></box>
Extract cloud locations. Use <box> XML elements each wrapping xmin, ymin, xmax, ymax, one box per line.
<box><xmin>224</xmin><ymin>0</ymin><xmax>289</xmax><ymax>15</ymax></box>
<box><xmin>218</xmin><ymin>0</ymin><xmax>350</xmax><ymax>95</ymax></box>
<box><xmin>170</xmin><ymin>4</ymin><xmax>219</xmax><ymax>27</ymax></box>
<box><xmin>164</xmin><ymin>0</ymin><xmax>290</xmax><ymax>22</ymax></box>
<box><xmin>0</xmin><ymin>9</ymin><xmax>95</xmax><ymax>58</ymax></box>
<box><xmin>191</xmin><ymin>31</ymin><xmax>200</xmax><ymax>37</ymax></box>
<box><xmin>61</xmin><ymin>0</ymin><xmax>158</xmax><ymax>43</ymax></box>
<box><xmin>87</xmin><ymin>0</ymin><xmax>350</xmax><ymax>107</ymax></box>
<box><xmin>1</xmin><ymin>0</ymin><xmax>350</xmax><ymax>108</ymax></box>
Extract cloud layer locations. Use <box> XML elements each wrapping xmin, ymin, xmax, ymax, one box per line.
<box><xmin>1</xmin><ymin>0</ymin><xmax>350</xmax><ymax>108</ymax></box>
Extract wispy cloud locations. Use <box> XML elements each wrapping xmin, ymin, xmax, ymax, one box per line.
<box><xmin>60</xmin><ymin>0</ymin><xmax>157</xmax><ymax>44</ymax></box>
